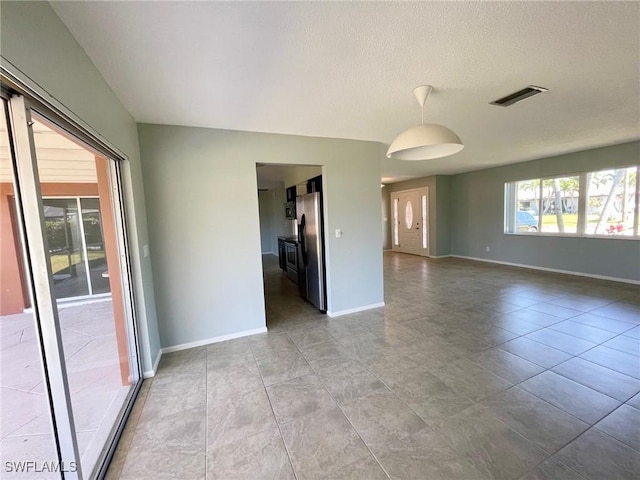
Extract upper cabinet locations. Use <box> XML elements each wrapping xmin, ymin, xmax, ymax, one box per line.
<box><xmin>286</xmin><ymin>186</ymin><xmax>297</xmax><ymax>202</ymax></box>
<box><xmin>307</xmin><ymin>175</ymin><xmax>322</xmax><ymax>193</ymax></box>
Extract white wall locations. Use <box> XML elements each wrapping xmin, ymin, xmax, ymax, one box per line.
<box><xmin>138</xmin><ymin>124</ymin><xmax>385</xmax><ymax>349</ymax></box>
<box><xmin>0</xmin><ymin>1</ymin><xmax>161</xmax><ymax>372</ymax></box>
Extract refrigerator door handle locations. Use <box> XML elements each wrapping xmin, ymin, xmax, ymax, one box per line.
<box><xmin>299</xmin><ymin>214</ymin><xmax>308</xmax><ymax>266</ymax></box>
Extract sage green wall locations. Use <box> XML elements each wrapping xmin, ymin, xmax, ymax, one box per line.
<box><xmin>450</xmin><ymin>141</ymin><xmax>640</xmax><ymax>281</ymax></box>
<box><xmin>435</xmin><ymin>176</ymin><xmax>451</xmax><ymax>256</ymax></box>
<box><xmin>0</xmin><ymin>1</ymin><xmax>161</xmax><ymax>371</ymax></box>
<box><xmin>138</xmin><ymin>124</ymin><xmax>385</xmax><ymax>348</ymax></box>
<box><xmin>381</xmin><ymin>186</ymin><xmax>391</xmax><ymax>250</ymax></box>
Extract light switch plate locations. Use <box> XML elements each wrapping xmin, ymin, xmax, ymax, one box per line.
<box><xmin>143</xmin><ymin>244</ymin><xmax>150</xmax><ymax>258</ymax></box>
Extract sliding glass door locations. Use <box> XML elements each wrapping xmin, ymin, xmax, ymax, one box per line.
<box><xmin>0</xmin><ymin>93</ymin><xmax>141</xmax><ymax>479</ymax></box>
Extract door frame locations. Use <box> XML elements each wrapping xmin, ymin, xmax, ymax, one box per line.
<box><xmin>3</xmin><ymin>90</ymin><xmax>143</xmax><ymax>479</ymax></box>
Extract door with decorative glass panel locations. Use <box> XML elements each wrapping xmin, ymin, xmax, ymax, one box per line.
<box><xmin>392</xmin><ymin>187</ymin><xmax>429</xmax><ymax>256</ymax></box>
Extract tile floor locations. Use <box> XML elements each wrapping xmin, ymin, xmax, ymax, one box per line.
<box><xmin>0</xmin><ymin>300</ymin><xmax>131</xmax><ymax>479</ymax></box>
<box><xmin>109</xmin><ymin>252</ymin><xmax>640</xmax><ymax>479</ymax></box>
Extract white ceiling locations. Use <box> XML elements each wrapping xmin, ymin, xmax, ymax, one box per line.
<box><xmin>51</xmin><ymin>1</ymin><xmax>640</xmax><ymax>183</ymax></box>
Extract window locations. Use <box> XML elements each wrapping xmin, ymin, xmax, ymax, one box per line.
<box><xmin>421</xmin><ymin>194</ymin><xmax>428</xmax><ymax>249</ymax></box>
<box><xmin>539</xmin><ymin>175</ymin><xmax>579</xmax><ymax>234</ymax></box>
<box><xmin>393</xmin><ymin>198</ymin><xmax>399</xmax><ymax>245</ymax></box>
<box><xmin>586</xmin><ymin>167</ymin><xmax>637</xmax><ymax>236</ymax></box>
<box><xmin>505</xmin><ymin>166</ymin><xmax>639</xmax><ymax>238</ymax></box>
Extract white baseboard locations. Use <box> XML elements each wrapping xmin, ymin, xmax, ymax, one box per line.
<box><xmin>261</xmin><ymin>252</ymin><xmax>277</xmax><ymax>256</ymax></box>
<box><xmin>327</xmin><ymin>302</ymin><xmax>386</xmax><ymax>318</ymax></box>
<box><xmin>161</xmin><ymin>327</ymin><xmax>268</xmax><ymax>354</ymax></box>
<box><xmin>451</xmin><ymin>255</ymin><xmax>640</xmax><ymax>285</ymax></box>
<box><xmin>429</xmin><ymin>254</ymin><xmax>452</xmax><ymax>259</ymax></box>
<box><xmin>142</xmin><ymin>348</ymin><xmax>163</xmax><ymax>379</ymax></box>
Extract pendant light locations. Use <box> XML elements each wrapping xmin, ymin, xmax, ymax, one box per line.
<box><xmin>386</xmin><ymin>85</ymin><xmax>464</xmax><ymax>160</ymax></box>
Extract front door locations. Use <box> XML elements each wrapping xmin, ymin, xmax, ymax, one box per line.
<box><xmin>392</xmin><ymin>187</ymin><xmax>429</xmax><ymax>256</ymax></box>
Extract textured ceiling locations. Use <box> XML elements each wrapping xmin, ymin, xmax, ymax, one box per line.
<box><xmin>51</xmin><ymin>1</ymin><xmax>640</xmax><ymax>182</ymax></box>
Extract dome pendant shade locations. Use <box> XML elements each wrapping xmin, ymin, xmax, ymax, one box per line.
<box><xmin>387</xmin><ymin>85</ymin><xmax>464</xmax><ymax>161</ymax></box>
<box><xmin>386</xmin><ymin>124</ymin><xmax>464</xmax><ymax>160</ymax></box>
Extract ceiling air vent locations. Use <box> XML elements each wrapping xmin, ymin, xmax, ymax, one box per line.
<box><xmin>490</xmin><ymin>85</ymin><xmax>548</xmax><ymax>107</ymax></box>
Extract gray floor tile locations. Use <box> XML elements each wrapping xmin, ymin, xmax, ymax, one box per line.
<box><xmin>266</xmin><ymin>374</ymin><xmax>336</xmax><ymax>425</ymax></box>
<box><xmin>317</xmin><ymin>368</ymin><xmax>389</xmax><ymax>405</ymax></box>
<box><xmin>370</xmin><ymin>426</ymin><xmax>487</xmax><ymax>480</ymax></box>
<box><xmin>589</xmin><ymin>303</ymin><xmax>640</xmax><ymax>324</ymax></box>
<box><xmin>602</xmin><ymin>335</ymin><xmax>640</xmax><ymax>357</ymax></box>
<box><xmin>206</xmin><ymin>361</ymin><xmax>263</xmax><ymax>401</ymax></box>
<box><xmin>288</xmin><ymin>326</ymin><xmax>337</xmax><ymax>349</ymax></box>
<box><xmin>256</xmin><ymin>350</ymin><xmax>314</xmax><ymax>386</ymax></box>
<box><xmin>493</xmin><ymin>315</ymin><xmax>545</xmax><ymax>335</ymax></box>
<box><xmin>571</xmin><ymin>313</ymin><xmax>637</xmax><ymax>334</ymax></box>
<box><xmin>339</xmin><ymin>390</ymin><xmax>429</xmax><ymax>449</ymax></box>
<box><xmin>478</xmin><ymin>387</ymin><xmax>589</xmax><ymax>453</ymax></box>
<box><xmin>207</xmin><ymin>388</ymin><xmax>277</xmax><ymax>450</ymax></box>
<box><xmin>319</xmin><ymin>457</ymin><xmax>388</xmax><ymax>480</ymax></box>
<box><xmin>206</xmin><ymin>427</ymin><xmax>295</xmax><ymax>480</ymax></box>
<box><xmin>628</xmin><ymin>392</ymin><xmax>640</xmax><ymax>410</ymax></box>
<box><xmin>555</xmin><ymin>428</ymin><xmax>640</xmax><ymax>480</ymax></box>
<box><xmin>280</xmin><ymin>406</ymin><xmax>370</xmax><ymax>480</ymax></box>
<box><xmin>520</xmin><ymin>371</ymin><xmax>621</xmax><ymax>424</ymax></box>
<box><xmin>435</xmin><ymin>405</ymin><xmax>548</xmax><ymax>480</ymax></box>
<box><xmin>527</xmin><ymin>303</ymin><xmax>583</xmax><ymax>320</ymax></box>
<box><xmin>524</xmin><ymin>328</ymin><xmax>597</xmax><ymax>355</ymax></box>
<box><xmin>501</xmin><ymin>293</ymin><xmax>542</xmax><ymax>308</ymax></box>
<box><xmin>472</xmin><ymin>348</ymin><xmax>545</xmax><ymax>384</ymax></box>
<box><xmin>623</xmin><ymin>325</ymin><xmax>640</xmax><ymax>339</ymax></box>
<box><xmin>548</xmin><ymin>320</ymin><xmax>618</xmax><ymax>344</ymax></box>
<box><xmin>547</xmin><ymin>295</ymin><xmax>614</xmax><ymax>313</ymax></box>
<box><xmin>520</xmin><ymin>457</ymin><xmax>587</xmax><ymax>480</ymax></box>
<box><xmin>476</xmin><ymin>326</ymin><xmax>520</xmax><ymax>346</ymax></box>
<box><xmin>595</xmin><ymin>404</ymin><xmax>640</xmax><ymax>452</ymax></box>
<box><xmin>579</xmin><ymin>345</ymin><xmax>640</xmax><ymax>379</ymax></box>
<box><xmin>552</xmin><ymin>357</ymin><xmax>640</xmax><ymax>402</ymax></box>
<box><xmin>206</xmin><ymin>346</ymin><xmax>254</xmax><ymax>372</ymax></box>
<box><xmin>250</xmin><ymin>332</ymin><xmax>299</xmax><ymax>359</ymax></box>
<box><xmin>406</xmin><ymin>340</ymin><xmax>465</xmax><ymax>370</ymax></box>
<box><xmin>121</xmin><ymin>405</ymin><xmax>206</xmax><ymax>480</ymax></box>
<box><xmin>430</xmin><ymin>358</ymin><xmax>512</xmax><ymax>402</ymax></box>
<box><xmin>498</xmin><ymin>337</ymin><xmax>572</xmax><ymax>369</ymax></box>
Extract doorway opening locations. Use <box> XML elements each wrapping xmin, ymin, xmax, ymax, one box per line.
<box><xmin>255</xmin><ymin>164</ymin><xmax>327</xmax><ymax>330</ymax></box>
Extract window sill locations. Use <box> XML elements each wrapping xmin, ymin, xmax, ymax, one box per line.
<box><xmin>504</xmin><ymin>232</ymin><xmax>640</xmax><ymax>241</ymax></box>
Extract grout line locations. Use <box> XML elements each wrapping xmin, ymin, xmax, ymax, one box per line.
<box><xmin>250</xmin><ymin>336</ymin><xmax>300</xmax><ymax>480</ymax></box>
<box><xmin>291</xmin><ymin>338</ymin><xmax>392</xmax><ymax>479</ymax></box>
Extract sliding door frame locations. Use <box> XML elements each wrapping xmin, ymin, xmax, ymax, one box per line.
<box><xmin>2</xmin><ymin>74</ymin><xmax>144</xmax><ymax>478</ymax></box>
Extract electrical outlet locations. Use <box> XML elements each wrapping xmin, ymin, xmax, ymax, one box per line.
<box><xmin>335</xmin><ymin>229</ymin><xmax>342</xmax><ymax>238</ymax></box>
<box><xmin>485</xmin><ymin>246</ymin><xmax>490</xmax><ymax>252</ymax></box>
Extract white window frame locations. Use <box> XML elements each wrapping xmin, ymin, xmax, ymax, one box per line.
<box><xmin>504</xmin><ymin>165</ymin><xmax>640</xmax><ymax>240</ymax></box>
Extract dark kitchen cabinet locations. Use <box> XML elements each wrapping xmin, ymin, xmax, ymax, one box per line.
<box><xmin>278</xmin><ymin>239</ymin><xmax>287</xmax><ymax>271</ymax></box>
<box><xmin>307</xmin><ymin>175</ymin><xmax>322</xmax><ymax>194</ymax></box>
<box><xmin>286</xmin><ymin>186</ymin><xmax>297</xmax><ymax>202</ymax></box>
